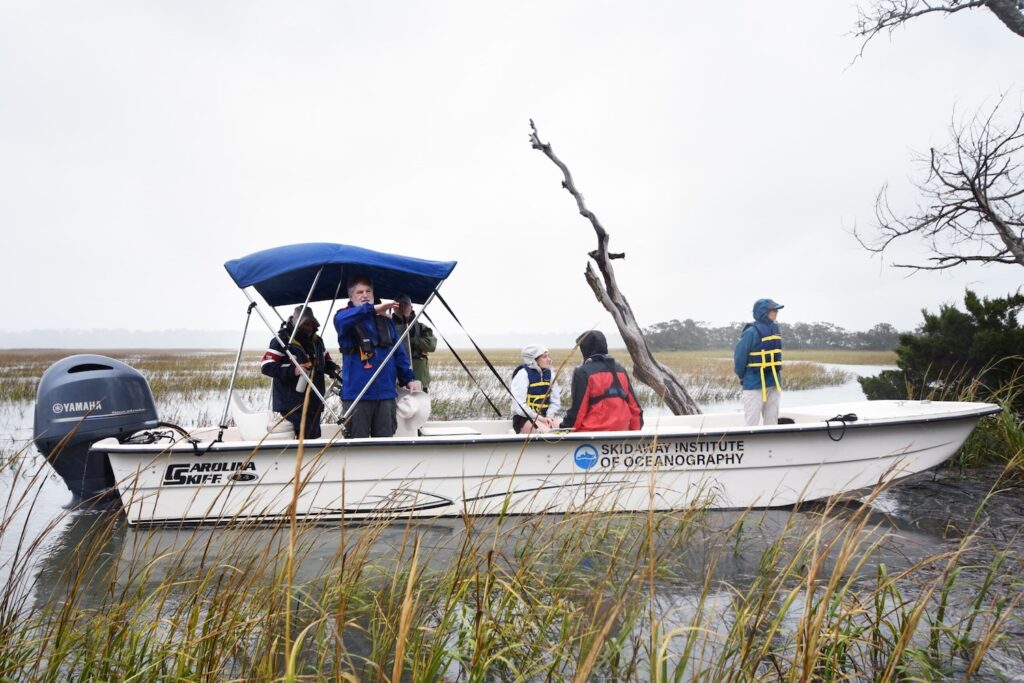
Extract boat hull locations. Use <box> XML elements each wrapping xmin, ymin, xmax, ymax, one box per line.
<box><xmin>99</xmin><ymin>400</ymin><xmax>1001</xmax><ymax>526</ymax></box>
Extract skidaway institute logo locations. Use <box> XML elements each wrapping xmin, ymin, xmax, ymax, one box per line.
<box><xmin>574</xmin><ymin>444</ymin><xmax>598</xmax><ymax>469</ymax></box>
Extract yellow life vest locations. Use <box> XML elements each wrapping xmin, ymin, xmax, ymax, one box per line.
<box><xmin>747</xmin><ymin>329</ymin><xmax>782</xmax><ymax>402</ymax></box>
<box><xmin>518</xmin><ymin>365</ymin><xmax>553</xmax><ymax>415</ymax></box>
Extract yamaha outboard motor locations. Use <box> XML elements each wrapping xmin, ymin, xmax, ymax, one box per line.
<box><xmin>34</xmin><ymin>354</ymin><xmax>160</xmax><ymax>502</ymax></box>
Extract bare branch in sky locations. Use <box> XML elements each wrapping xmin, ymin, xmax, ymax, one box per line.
<box><xmin>854</xmin><ymin>0</ymin><xmax>1024</xmax><ymax>53</ymax></box>
<box><xmin>856</xmin><ymin>97</ymin><xmax>1024</xmax><ymax>272</ymax></box>
<box><xmin>529</xmin><ymin>120</ymin><xmax>701</xmax><ymax>415</ymax></box>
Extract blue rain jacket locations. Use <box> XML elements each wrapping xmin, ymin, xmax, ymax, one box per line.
<box><xmin>733</xmin><ymin>299</ymin><xmax>783</xmax><ymax>391</ymax></box>
<box><xmin>333</xmin><ymin>303</ymin><xmax>416</xmax><ymax>401</ymax></box>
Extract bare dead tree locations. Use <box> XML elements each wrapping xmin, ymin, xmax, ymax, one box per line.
<box><xmin>855</xmin><ymin>97</ymin><xmax>1024</xmax><ymax>271</ymax></box>
<box><xmin>528</xmin><ymin>120</ymin><xmax>701</xmax><ymax>415</ymax></box>
<box><xmin>854</xmin><ymin>0</ymin><xmax>1024</xmax><ymax>51</ymax></box>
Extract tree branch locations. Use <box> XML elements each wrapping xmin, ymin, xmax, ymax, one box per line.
<box><xmin>528</xmin><ymin>120</ymin><xmax>701</xmax><ymax>415</ymax></box>
<box><xmin>986</xmin><ymin>0</ymin><xmax>1024</xmax><ymax>38</ymax></box>
<box><xmin>852</xmin><ymin>1</ymin><xmax>1020</xmax><ymax>54</ymax></box>
<box><xmin>856</xmin><ymin>98</ymin><xmax>1024</xmax><ymax>272</ymax></box>
<box><xmin>853</xmin><ymin>0</ymin><xmax>990</xmax><ymax>54</ymax></box>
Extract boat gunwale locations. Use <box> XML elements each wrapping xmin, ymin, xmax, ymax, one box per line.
<box><xmin>96</xmin><ymin>402</ymin><xmax>1002</xmax><ymax>455</ymax></box>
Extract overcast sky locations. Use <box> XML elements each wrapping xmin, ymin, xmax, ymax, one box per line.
<box><xmin>1</xmin><ymin>1</ymin><xmax>1022</xmax><ymax>347</ymax></box>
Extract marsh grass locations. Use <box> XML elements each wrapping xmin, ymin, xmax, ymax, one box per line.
<box><xmin>1</xmin><ymin>451</ymin><xmax>1021</xmax><ymax>681</ymax></box>
<box><xmin>425</xmin><ymin>349</ymin><xmax>855</xmax><ymax>418</ymax></box>
<box><xmin>0</xmin><ymin>349</ymin><xmax>270</xmax><ymax>404</ymax></box>
<box><xmin>0</xmin><ymin>348</ymin><xmax>861</xmax><ymax>417</ymax></box>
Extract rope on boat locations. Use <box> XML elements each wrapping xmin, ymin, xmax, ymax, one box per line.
<box><xmin>125</xmin><ymin>421</ymin><xmax>205</xmax><ymax>454</ymax></box>
<box><xmin>825</xmin><ymin>413</ymin><xmax>859</xmax><ymax>441</ymax></box>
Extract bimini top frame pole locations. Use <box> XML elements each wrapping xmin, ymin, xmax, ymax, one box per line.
<box><xmin>218</xmin><ymin>301</ymin><xmax>258</xmax><ymax>432</ymax></box>
<box><xmin>243</xmin><ymin>283</ymin><xmax>340</xmax><ymax>423</ymax></box>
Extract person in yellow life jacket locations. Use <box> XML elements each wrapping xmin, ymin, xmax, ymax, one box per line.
<box><xmin>733</xmin><ymin>298</ymin><xmax>783</xmax><ymax>426</ymax></box>
<box><xmin>510</xmin><ymin>344</ymin><xmax>562</xmax><ymax>434</ymax></box>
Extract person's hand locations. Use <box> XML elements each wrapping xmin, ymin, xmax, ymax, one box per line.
<box><xmin>407</xmin><ymin>380</ymin><xmax>423</xmax><ymax>392</ymax></box>
<box><xmin>375</xmin><ymin>301</ymin><xmax>398</xmax><ymax>317</ymax></box>
<box><xmin>294</xmin><ymin>361</ymin><xmax>312</xmax><ymax>376</ymax></box>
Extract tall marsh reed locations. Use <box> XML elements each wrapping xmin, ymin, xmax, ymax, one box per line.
<box><xmin>1</xmin><ymin>450</ymin><xmax>1022</xmax><ymax>681</ymax></box>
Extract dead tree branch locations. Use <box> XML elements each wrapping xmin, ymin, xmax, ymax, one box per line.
<box><xmin>528</xmin><ymin>120</ymin><xmax>701</xmax><ymax>415</ymax></box>
<box><xmin>855</xmin><ymin>97</ymin><xmax>1024</xmax><ymax>271</ymax></box>
<box><xmin>854</xmin><ymin>1</ymin><xmax>1024</xmax><ymax>54</ymax></box>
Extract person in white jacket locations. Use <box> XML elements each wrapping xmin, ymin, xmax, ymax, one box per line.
<box><xmin>510</xmin><ymin>344</ymin><xmax>562</xmax><ymax>434</ymax></box>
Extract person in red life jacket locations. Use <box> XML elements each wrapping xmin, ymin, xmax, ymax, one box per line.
<box><xmin>510</xmin><ymin>344</ymin><xmax>562</xmax><ymax>434</ymax></box>
<box><xmin>260</xmin><ymin>305</ymin><xmax>340</xmax><ymax>439</ymax></box>
<box><xmin>559</xmin><ymin>330</ymin><xmax>643</xmax><ymax>432</ymax></box>
<box><xmin>733</xmin><ymin>298</ymin><xmax>783</xmax><ymax>426</ymax></box>
<box><xmin>333</xmin><ymin>275</ymin><xmax>421</xmax><ymax>438</ymax></box>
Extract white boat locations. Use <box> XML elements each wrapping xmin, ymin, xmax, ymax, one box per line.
<box><xmin>32</xmin><ymin>242</ymin><xmax>1000</xmax><ymax>525</ymax></box>
<box><xmin>100</xmin><ymin>399</ymin><xmax>998</xmax><ymax>526</ymax></box>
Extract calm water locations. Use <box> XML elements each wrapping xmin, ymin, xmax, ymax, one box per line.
<box><xmin>3</xmin><ymin>363</ymin><xmax>1023</xmax><ymax>679</ymax></box>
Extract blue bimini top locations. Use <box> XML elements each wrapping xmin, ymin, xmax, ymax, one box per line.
<box><xmin>224</xmin><ymin>242</ymin><xmax>457</xmax><ymax>306</ymax></box>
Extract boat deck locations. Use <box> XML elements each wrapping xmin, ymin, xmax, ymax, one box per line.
<box><xmin>165</xmin><ymin>399</ymin><xmax>1000</xmax><ymax>448</ymax></box>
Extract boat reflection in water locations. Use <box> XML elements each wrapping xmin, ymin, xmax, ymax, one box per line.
<box><xmin>30</xmin><ymin>492</ymin><xmax>946</xmax><ymax>613</ymax></box>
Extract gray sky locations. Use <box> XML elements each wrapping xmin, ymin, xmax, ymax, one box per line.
<box><xmin>1</xmin><ymin>1</ymin><xmax>1022</xmax><ymax>346</ymax></box>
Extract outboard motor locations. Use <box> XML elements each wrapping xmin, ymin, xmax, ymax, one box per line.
<box><xmin>34</xmin><ymin>354</ymin><xmax>160</xmax><ymax>502</ymax></box>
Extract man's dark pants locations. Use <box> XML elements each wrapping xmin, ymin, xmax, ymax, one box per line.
<box><xmin>342</xmin><ymin>399</ymin><xmax>397</xmax><ymax>438</ymax></box>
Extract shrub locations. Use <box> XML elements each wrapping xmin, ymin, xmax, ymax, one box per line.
<box><xmin>860</xmin><ymin>290</ymin><xmax>1024</xmax><ymax>410</ymax></box>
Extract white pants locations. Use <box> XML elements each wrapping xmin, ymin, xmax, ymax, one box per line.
<box><xmin>742</xmin><ymin>388</ymin><xmax>780</xmax><ymax>426</ymax></box>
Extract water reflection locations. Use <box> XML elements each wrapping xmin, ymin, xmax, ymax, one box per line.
<box><xmin>4</xmin><ymin>464</ymin><xmax>992</xmax><ymax>620</ymax></box>
<box><xmin>24</xmin><ymin>496</ymin><xmax>949</xmax><ymax>614</ymax></box>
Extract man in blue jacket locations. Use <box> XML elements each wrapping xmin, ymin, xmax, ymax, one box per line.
<box><xmin>734</xmin><ymin>298</ymin><xmax>783</xmax><ymax>426</ymax></box>
<box><xmin>333</xmin><ymin>275</ymin><xmax>421</xmax><ymax>437</ymax></box>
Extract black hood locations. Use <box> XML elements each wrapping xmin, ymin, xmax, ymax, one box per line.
<box><xmin>278</xmin><ymin>322</ymin><xmax>316</xmax><ymax>345</ymax></box>
<box><xmin>578</xmin><ymin>330</ymin><xmax>609</xmax><ymax>359</ymax></box>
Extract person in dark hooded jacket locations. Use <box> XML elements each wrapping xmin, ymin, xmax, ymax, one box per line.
<box><xmin>559</xmin><ymin>330</ymin><xmax>643</xmax><ymax>432</ymax></box>
<box><xmin>733</xmin><ymin>298</ymin><xmax>783</xmax><ymax>426</ymax></box>
<box><xmin>260</xmin><ymin>305</ymin><xmax>340</xmax><ymax>439</ymax></box>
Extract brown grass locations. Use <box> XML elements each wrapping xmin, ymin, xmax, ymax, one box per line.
<box><xmin>0</xmin><ymin>347</ymin><xmax>878</xmax><ymax>412</ymax></box>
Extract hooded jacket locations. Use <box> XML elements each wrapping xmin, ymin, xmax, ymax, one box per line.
<box><xmin>559</xmin><ymin>331</ymin><xmax>643</xmax><ymax>432</ymax></box>
<box><xmin>393</xmin><ymin>313</ymin><xmax>437</xmax><ymax>390</ymax></box>
<box><xmin>333</xmin><ymin>303</ymin><xmax>416</xmax><ymax>401</ymax></box>
<box><xmin>260</xmin><ymin>324</ymin><xmax>339</xmax><ymax>413</ymax></box>
<box><xmin>733</xmin><ymin>298</ymin><xmax>783</xmax><ymax>392</ymax></box>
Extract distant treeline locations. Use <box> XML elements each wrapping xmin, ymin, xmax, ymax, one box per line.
<box><xmin>643</xmin><ymin>319</ymin><xmax>902</xmax><ymax>351</ymax></box>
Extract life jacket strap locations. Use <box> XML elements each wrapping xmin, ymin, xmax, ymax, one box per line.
<box><xmin>747</xmin><ymin>333</ymin><xmax>783</xmax><ymax>401</ymax></box>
